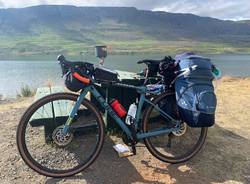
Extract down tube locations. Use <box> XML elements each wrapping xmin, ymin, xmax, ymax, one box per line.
<box><xmin>90</xmin><ymin>86</ymin><xmax>133</xmax><ymax>139</ymax></box>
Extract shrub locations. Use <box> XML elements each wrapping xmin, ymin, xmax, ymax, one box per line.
<box><xmin>17</xmin><ymin>85</ymin><xmax>35</xmax><ymax>98</ymax></box>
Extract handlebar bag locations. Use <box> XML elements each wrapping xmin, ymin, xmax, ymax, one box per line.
<box><xmin>63</xmin><ymin>62</ymin><xmax>94</xmax><ymax>92</ymax></box>
<box><xmin>175</xmin><ymin>54</ymin><xmax>217</xmax><ymax>127</ymax></box>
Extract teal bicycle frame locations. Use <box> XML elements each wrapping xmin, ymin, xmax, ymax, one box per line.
<box><xmin>63</xmin><ymin>82</ymin><xmax>181</xmax><ymax>141</ymax></box>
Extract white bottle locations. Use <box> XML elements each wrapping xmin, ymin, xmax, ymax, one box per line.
<box><xmin>125</xmin><ymin>103</ymin><xmax>137</xmax><ymax>125</ymax></box>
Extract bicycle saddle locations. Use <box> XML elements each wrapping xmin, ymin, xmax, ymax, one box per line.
<box><xmin>137</xmin><ymin>59</ymin><xmax>161</xmax><ymax>65</ymax></box>
<box><xmin>137</xmin><ymin>56</ymin><xmax>175</xmax><ymax>66</ymax></box>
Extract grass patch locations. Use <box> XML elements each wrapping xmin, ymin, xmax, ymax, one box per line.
<box><xmin>17</xmin><ymin>85</ymin><xmax>36</xmax><ymax>98</ymax></box>
<box><xmin>1</xmin><ymin>29</ymin><xmax>250</xmax><ymax>58</ymax></box>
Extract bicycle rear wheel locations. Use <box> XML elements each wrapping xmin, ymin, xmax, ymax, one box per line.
<box><xmin>16</xmin><ymin>93</ymin><xmax>105</xmax><ymax>177</ymax></box>
<box><xmin>142</xmin><ymin>92</ymin><xmax>207</xmax><ymax>163</ymax></box>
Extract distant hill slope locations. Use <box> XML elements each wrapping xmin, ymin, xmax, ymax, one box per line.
<box><xmin>240</xmin><ymin>20</ymin><xmax>250</xmax><ymax>25</ymax></box>
<box><xmin>0</xmin><ymin>5</ymin><xmax>250</xmax><ymax>57</ymax></box>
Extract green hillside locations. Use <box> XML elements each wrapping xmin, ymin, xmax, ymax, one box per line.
<box><xmin>1</xmin><ymin>5</ymin><xmax>250</xmax><ymax>58</ymax></box>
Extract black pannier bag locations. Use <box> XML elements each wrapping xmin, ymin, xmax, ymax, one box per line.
<box><xmin>147</xmin><ymin>62</ymin><xmax>159</xmax><ymax>77</ymax></box>
<box><xmin>175</xmin><ymin>54</ymin><xmax>217</xmax><ymax>127</ymax></box>
<box><xmin>94</xmin><ymin>66</ymin><xmax>119</xmax><ymax>83</ymax></box>
<box><xmin>62</xmin><ymin>62</ymin><xmax>94</xmax><ymax>92</ymax></box>
<box><xmin>159</xmin><ymin>56</ymin><xmax>177</xmax><ymax>87</ymax></box>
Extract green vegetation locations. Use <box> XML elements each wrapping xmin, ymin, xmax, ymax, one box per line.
<box><xmin>0</xmin><ymin>5</ymin><xmax>250</xmax><ymax>58</ymax></box>
<box><xmin>1</xmin><ymin>33</ymin><xmax>250</xmax><ymax>58</ymax></box>
<box><xmin>17</xmin><ymin>85</ymin><xmax>35</xmax><ymax>98</ymax></box>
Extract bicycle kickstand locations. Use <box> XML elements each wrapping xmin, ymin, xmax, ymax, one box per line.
<box><xmin>131</xmin><ymin>142</ymin><xmax>136</xmax><ymax>155</ymax></box>
<box><xmin>131</xmin><ymin>122</ymin><xmax>137</xmax><ymax>155</ymax></box>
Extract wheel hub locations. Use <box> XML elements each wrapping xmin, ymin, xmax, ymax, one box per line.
<box><xmin>52</xmin><ymin>125</ymin><xmax>73</xmax><ymax>147</ymax></box>
<box><xmin>172</xmin><ymin>123</ymin><xmax>187</xmax><ymax>136</ymax></box>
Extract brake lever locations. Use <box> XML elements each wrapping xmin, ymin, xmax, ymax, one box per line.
<box><xmin>57</xmin><ymin>54</ymin><xmax>65</xmax><ymax>62</ymax></box>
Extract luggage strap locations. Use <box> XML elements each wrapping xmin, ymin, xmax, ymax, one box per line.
<box><xmin>170</xmin><ymin>65</ymin><xmax>198</xmax><ymax>86</ymax></box>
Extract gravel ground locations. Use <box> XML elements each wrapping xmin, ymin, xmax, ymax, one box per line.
<box><xmin>0</xmin><ymin>77</ymin><xmax>250</xmax><ymax>184</ymax></box>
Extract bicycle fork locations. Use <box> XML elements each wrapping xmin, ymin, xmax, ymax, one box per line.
<box><xmin>62</xmin><ymin>88</ymin><xmax>89</xmax><ymax>135</ymax></box>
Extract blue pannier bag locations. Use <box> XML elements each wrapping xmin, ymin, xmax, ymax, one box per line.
<box><xmin>175</xmin><ymin>53</ymin><xmax>217</xmax><ymax>127</ymax></box>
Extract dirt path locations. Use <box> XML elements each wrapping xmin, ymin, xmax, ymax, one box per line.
<box><xmin>0</xmin><ymin>77</ymin><xmax>250</xmax><ymax>184</ymax></box>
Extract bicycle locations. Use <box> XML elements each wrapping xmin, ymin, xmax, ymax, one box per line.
<box><xmin>16</xmin><ymin>55</ymin><xmax>208</xmax><ymax>178</ymax></box>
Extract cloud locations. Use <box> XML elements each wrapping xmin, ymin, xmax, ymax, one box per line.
<box><xmin>152</xmin><ymin>0</ymin><xmax>250</xmax><ymax>20</ymax></box>
<box><xmin>0</xmin><ymin>1</ymin><xmax>4</xmax><ymax>8</ymax></box>
<box><xmin>0</xmin><ymin>0</ymin><xmax>125</xmax><ymax>8</ymax></box>
<box><xmin>0</xmin><ymin>0</ymin><xmax>249</xmax><ymax>20</ymax></box>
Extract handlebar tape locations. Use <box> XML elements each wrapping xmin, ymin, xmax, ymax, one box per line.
<box><xmin>72</xmin><ymin>72</ymin><xmax>90</xmax><ymax>84</ymax></box>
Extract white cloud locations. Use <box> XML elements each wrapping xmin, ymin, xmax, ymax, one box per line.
<box><xmin>0</xmin><ymin>0</ymin><xmax>4</xmax><ymax>7</ymax></box>
<box><xmin>0</xmin><ymin>0</ymin><xmax>127</xmax><ymax>8</ymax></box>
<box><xmin>152</xmin><ymin>0</ymin><xmax>250</xmax><ymax>20</ymax></box>
<box><xmin>0</xmin><ymin>0</ymin><xmax>249</xmax><ymax>20</ymax></box>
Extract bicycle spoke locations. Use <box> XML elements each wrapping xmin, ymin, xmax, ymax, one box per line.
<box><xmin>143</xmin><ymin>92</ymin><xmax>207</xmax><ymax>163</ymax></box>
<box><xmin>18</xmin><ymin>94</ymin><xmax>104</xmax><ymax>175</ymax></box>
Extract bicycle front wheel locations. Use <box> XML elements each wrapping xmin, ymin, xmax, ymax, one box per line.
<box><xmin>16</xmin><ymin>93</ymin><xmax>105</xmax><ymax>177</ymax></box>
<box><xmin>142</xmin><ymin>92</ymin><xmax>208</xmax><ymax>163</ymax></box>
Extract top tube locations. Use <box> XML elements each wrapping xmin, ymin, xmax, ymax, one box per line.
<box><xmin>113</xmin><ymin>83</ymin><xmax>146</xmax><ymax>92</ymax></box>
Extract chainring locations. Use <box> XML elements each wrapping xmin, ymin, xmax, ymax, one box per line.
<box><xmin>122</xmin><ymin>133</ymin><xmax>133</xmax><ymax>146</ymax></box>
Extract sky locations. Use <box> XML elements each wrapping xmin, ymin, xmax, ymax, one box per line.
<box><xmin>0</xmin><ymin>0</ymin><xmax>249</xmax><ymax>21</ymax></box>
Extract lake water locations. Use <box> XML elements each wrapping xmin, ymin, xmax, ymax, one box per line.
<box><xmin>0</xmin><ymin>54</ymin><xmax>250</xmax><ymax>97</ymax></box>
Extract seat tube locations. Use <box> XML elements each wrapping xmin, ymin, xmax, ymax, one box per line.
<box><xmin>136</xmin><ymin>94</ymin><xmax>145</xmax><ymax>125</ymax></box>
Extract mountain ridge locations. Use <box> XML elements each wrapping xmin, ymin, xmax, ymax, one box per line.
<box><xmin>0</xmin><ymin>5</ymin><xmax>250</xmax><ymax>57</ymax></box>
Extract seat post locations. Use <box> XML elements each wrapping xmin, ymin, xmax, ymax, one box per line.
<box><xmin>95</xmin><ymin>45</ymin><xmax>107</xmax><ymax>66</ymax></box>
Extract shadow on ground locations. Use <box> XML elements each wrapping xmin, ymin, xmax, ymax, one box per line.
<box><xmin>45</xmin><ymin>136</ymin><xmax>161</xmax><ymax>184</ymax></box>
<box><xmin>45</xmin><ymin>124</ymin><xmax>250</xmax><ymax>184</ymax></box>
<box><xmin>140</xmin><ymin>124</ymin><xmax>250</xmax><ymax>184</ymax></box>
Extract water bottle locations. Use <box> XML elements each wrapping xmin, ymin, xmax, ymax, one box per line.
<box><xmin>125</xmin><ymin>103</ymin><xmax>137</xmax><ymax>125</ymax></box>
<box><xmin>110</xmin><ymin>99</ymin><xmax>127</xmax><ymax>118</ymax></box>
